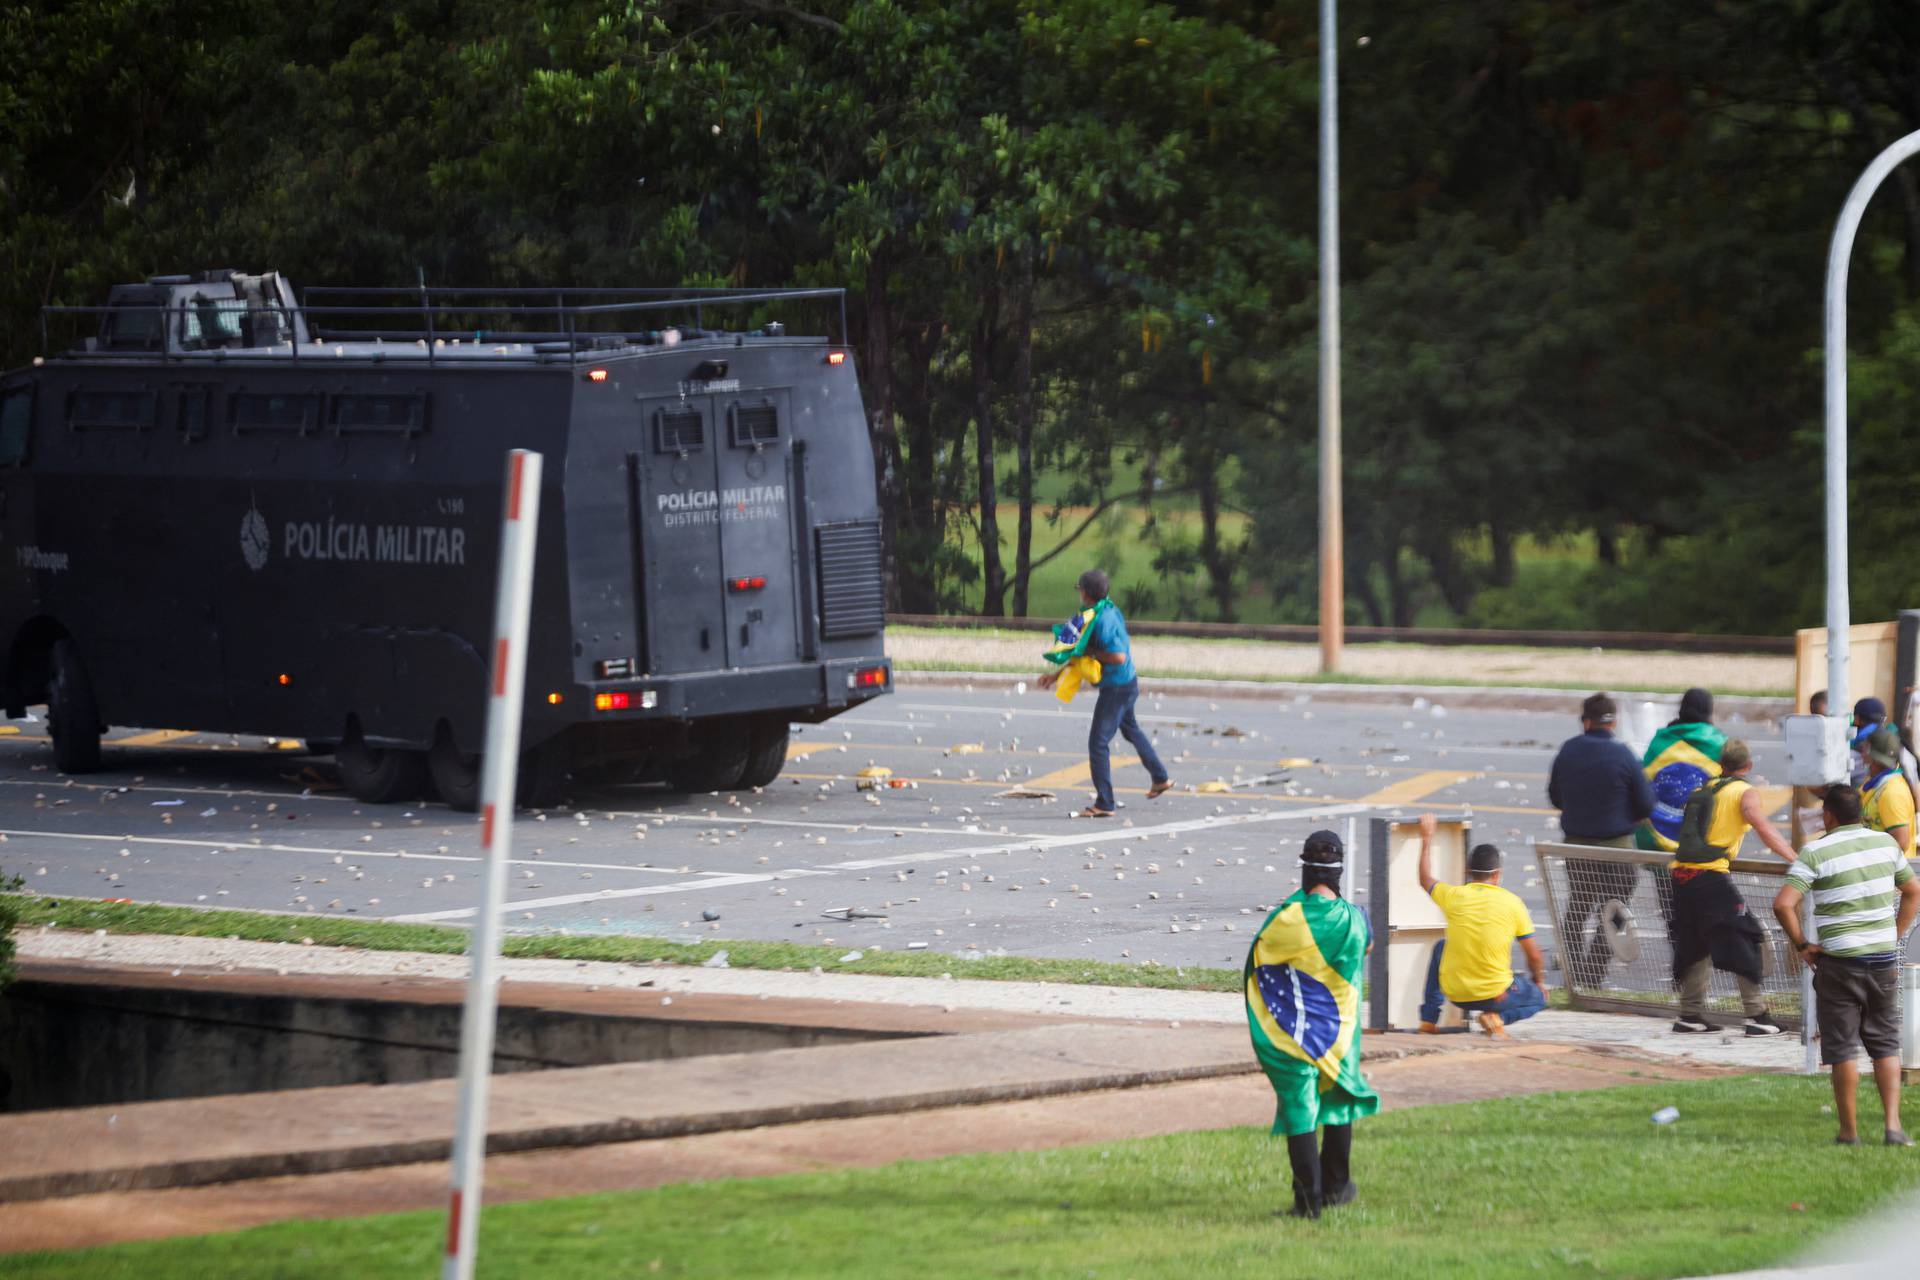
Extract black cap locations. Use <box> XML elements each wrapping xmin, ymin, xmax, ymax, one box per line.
<box><xmin>1854</xmin><ymin>696</ymin><xmax>1887</xmax><ymax>727</ymax></box>
<box><xmin>1302</xmin><ymin>829</ymin><xmax>1345</xmax><ymax>864</ymax></box>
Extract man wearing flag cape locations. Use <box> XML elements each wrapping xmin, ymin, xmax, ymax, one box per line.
<box><xmin>1244</xmin><ymin>828</ymin><xmax>1378</xmax><ymax>1219</ymax></box>
<box><xmin>1637</xmin><ymin>688</ymin><xmax>1727</xmax><ymax>853</ymax></box>
<box><xmin>1637</xmin><ymin>687</ymin><xmax>1726</xmax><ymax>921</ymax></box>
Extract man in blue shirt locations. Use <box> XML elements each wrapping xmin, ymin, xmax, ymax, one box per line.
<box><xmin>1037</xmin><ymin>569</ymin><xmax>1172</xmax><ymax>816</ymax></box>
<box><xmin>1548</xmin><ymin>693</ymin><xmax>1655</xmax><ymax>987</ymax></box>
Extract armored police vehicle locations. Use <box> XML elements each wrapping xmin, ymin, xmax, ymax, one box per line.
<box><xmin>0</xmin><ymin>270</ymin><xmax>890</xmax><ymax>807</ymax></box>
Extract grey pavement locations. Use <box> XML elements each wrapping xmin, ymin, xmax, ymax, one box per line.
<box><xmin>0</xmin><ymin>679</ymin><xmax>1799</xmax><ymax>975</ymax></box>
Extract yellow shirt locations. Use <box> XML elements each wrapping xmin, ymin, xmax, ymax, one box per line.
<box><xmin>1675</xmin><ymin>777</ymin><xmax>1751</xmax><ymax>874</ymax></box>
<box><xmin>1862</xmin><ymin>770</ymin><xmax>1916</xmax><ymax>856</ymax></box>
<box><xmin>1430</xmin><ymin>880</ymin><xmax>1535</xmax><ymax>1003</ymax></box>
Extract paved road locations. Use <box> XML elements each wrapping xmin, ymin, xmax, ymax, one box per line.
<box><xmin>0</xmin><ymin>680</ymin><xmax>1793</xmax><ymax>973</ymax></box>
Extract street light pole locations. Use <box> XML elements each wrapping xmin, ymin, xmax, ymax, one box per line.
<box><xmin>1823</xmin><ymin>129</ymin><xmax>1920</xmax><ymax>721</ymax></box>
<box><xmin>1816</xmin><ymin>127</ymin><xmax>1920</xmax><ymax>1080</ymax></box>
<box><xmin>1318</xmin><ymin>0</ymin><xmax>1344</xmax><ymax>674</ymax></box>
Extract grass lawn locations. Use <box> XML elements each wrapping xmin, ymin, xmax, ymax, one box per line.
<box><xmin>9</xmin><ymin>1075</ymin><xmax>1915</xmax><ymax>1278</ymax></box>
<box><xmin>3</xmin><ymin>896</ymin><xmax>1242</xmax><ymax>992</ymax></box>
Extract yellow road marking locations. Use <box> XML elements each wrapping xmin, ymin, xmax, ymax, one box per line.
<box><xmin>113</xmin><ymin>729</ymin><xmax>197</xmax><ymax>747</ymax></box>
<box><xmin>1027</xmin><ymin>755</ymin><xmax>1138</xmax><ymax>791</ymax></box>
<box><xmin>0</xmin><ymin>726</ymin><xmax>16</xmax><ymax>737</ymax></box>
<box><xmin>1357</xmin><ymin>770</ymin><xmax>1481</xmax><ymax>807</ymax></box>
<box><xmin>785</xmin><ymin>741</ymin><xmax>842</xmax><ymax>762</ymax></box>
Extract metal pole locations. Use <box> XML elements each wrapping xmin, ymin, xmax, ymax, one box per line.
<box><xmin>442</xmin><ymin>449</ymin><xmax>544</xmax><ymax>1280</ymax></box>
<box><xmin>1820</xmin><ymin>129</ymin><xmax>1920</xmax><ymax>1073</ymax></box>
<box><xmin>1317</xmin><ymin>0</ymin><xmax>1344</xmax><ymax>674</ymax></box>
<box><xmin>1824</xmin><ymin>130</ymin><xmax>1920</xmax><ymax>723</ymax></box>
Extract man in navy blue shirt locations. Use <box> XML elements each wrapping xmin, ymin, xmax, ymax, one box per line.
<box><xmin>1548</xmin><ymin>692</ymin><xmax>1655</xmax><ymax>986</ymax></box>
<box><xmin>1037</xmin><ymin>569</ymin><xmax>1172</xmax><ymax>816</ymax></box>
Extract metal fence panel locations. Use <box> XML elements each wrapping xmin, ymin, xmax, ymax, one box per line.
<box><xmin>1536</xmin><ymin>841</ymin><xmax>1805</xmax><ymax>1029</ymax></box>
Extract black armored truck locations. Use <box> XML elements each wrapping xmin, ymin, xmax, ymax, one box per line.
<box><xmin>0</xmin><ymin>270</ymin><xmax>891</xmax><ymax>806</ymax></box>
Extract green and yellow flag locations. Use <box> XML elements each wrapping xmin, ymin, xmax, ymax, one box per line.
<box><xmin>1244</xmin><ymin>890</ymin><xmax>1379</xmax><ymax>1136</ymax></box>
<box><xmin>1042</xmin><ymin>599</ymin><xmax>1108</xmax><ymax>704</ymax></box>
<box><xmin>1636</xmin><ymin>721</ymin><xmax>1727</xmax><ymax>851</ymax></box>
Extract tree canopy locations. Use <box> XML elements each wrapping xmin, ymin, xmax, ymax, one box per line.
<box><xmin>6</xmin><ymin>0</ymin><xmax>1920</xmax><ymax>633</ymax></box>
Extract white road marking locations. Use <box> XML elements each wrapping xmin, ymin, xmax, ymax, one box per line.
<box><xmin>820</xmin><ymin>801</ymin><xmax>1375</xmax><ymax>871</ymax></box>
<box><xmin>391</xmin><ymin>871</ymin><xmax>780</xmax><ymax>922</ymax></box>
<box><xmin>0</xmin><ymin>778</ymin><xmax>359</xmax><ymax>804</ymax></box>
<box><xmin>596</xmin><ymin>808</ymin><xmax>990</xmax><ymax>837</ymax></box>
<box><xmin>0</xmin><ymin>828</ymin><xmax>703</xmax><ymax>876</ymax></box>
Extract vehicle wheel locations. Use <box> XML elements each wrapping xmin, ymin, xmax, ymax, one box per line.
<box><xmin>663</xmin><ymin>725</ymin><xmax>752</xmax><ymax>793</ymax></box>
<box><xmin>47</xmin><ymin>638</ymin><xmax>103</xmax><ymax>774</ymax></box>
<box><xmin>517</xmin><ymin>738</ymin><xmax>569</xmax><ymax>809</ymax></box>
<box><xmin>427</xmin><ymin>731</ymin><xmax>482</xmax><ymax>813</ymax></box>
<box><xmin>737</xmin><ymin>719</ymin><xmax>791</xmax><ymax>789</ymax></box>
<box><xmin>335</xmin><ymin>736</ymin><xmax>429</xmax><ymax>804</ymax></box>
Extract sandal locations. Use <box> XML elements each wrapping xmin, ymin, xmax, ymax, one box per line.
<box><xmin>1146</xmin><ymin>779</ymin><xmax>1174</xmax><ymax>799</ymax></box>
<box><xmin>1078</xmin><ymin>806</ymin><xmax>1115</xmax><ymax>818</ymax></box>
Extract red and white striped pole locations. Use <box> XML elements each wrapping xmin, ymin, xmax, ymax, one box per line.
<box><xmin>442</xmin><ymin>448</ymin><xmax>543</xmax><ymax>1280</ymax></box>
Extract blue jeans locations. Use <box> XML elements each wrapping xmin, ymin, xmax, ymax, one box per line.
<box><xmin>1089</xmin><ymin>679</ymin><xmax>1168</xmax><ymax>810</ymax></box>
<box><xmin>1419</xmin><ymin>941</ymin><xmax>1545</xmax><ymax>1025</ymax></box>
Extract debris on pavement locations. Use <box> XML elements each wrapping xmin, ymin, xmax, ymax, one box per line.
<box><xmin>994</xmin><ymin>787</ymin><xmax>1057</xmax><ymax>800</ymax></box>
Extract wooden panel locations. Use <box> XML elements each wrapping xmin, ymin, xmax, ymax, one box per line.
<box><xmin>1794</xmin><ymin>621</ymin><xmax>1899</xmax><ymax>715</ymax></box>
<box><xmin>1379</xmin><ymin>819</ymin><xmax>1470</xmax><ymax>1030</ymax></box>
<box><xmin>1382</xmin><ymin>820</ymin><xmax>1468</xmax><ymax>930</ymax></box>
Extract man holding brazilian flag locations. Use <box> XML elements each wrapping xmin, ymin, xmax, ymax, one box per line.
<box><xmin>1244</xmin><ymin>828</ymin><xmax>1378</xmax><ymax>1219</ymax></box>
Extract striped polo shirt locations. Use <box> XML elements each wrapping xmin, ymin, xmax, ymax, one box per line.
<box><xmin>1784</xmin><ymin>824</ymin><xmax>1916</xmax><ymax>960</ymax></box>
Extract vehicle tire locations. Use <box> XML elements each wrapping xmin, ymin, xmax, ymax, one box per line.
<box><xmin>517</xmin><ymin>738</ymin><xmax>569</xmax><ymax>809</ymax></box>
<box><xmin>335</xmin><ymin>736</ymin><xmax>429</xmax><ymax>804</ymax></box>
<box><xmin>427</xmin><ymin>731</ymin><xmax>482</xmax><ymax>813</ymax></box>
<box><xmin>663</xmin><ymin>726</ymin><xmax>752</xmax><ymax>793</ymax></box>
<box><xmin>47</xmin><ymin>638</ymin><xmax>103</xmax><ymax>774</ymax></box>
<box><xmin>736</xmin><ymin>718</ymin><xmax>791</xmax><ymax>789</ymax></box>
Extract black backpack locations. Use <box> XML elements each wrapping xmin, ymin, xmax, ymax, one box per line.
<box><xmin>1674</xmin><ymin>775</ymin><xmax>1743</xmax><ymax>864</ymax></box>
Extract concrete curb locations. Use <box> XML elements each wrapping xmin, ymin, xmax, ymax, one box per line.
<box><xmin>0</xmin><ymin>1023</ymin><xmax>1263</xmax><ymax>1202</ymax></box>
<box><xmin>894</xmin><ymin>669</ymin><xmax>1794</xmax><ymax>722</ymax></box>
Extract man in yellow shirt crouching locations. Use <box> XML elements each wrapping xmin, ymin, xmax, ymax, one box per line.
<box><xmin>1414</xmin><ymin>813</ymin><xmax>1549</xmax><ymax>1038</ymax></box>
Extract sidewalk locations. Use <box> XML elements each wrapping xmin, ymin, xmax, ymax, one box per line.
<box><xmin>16</xmin><ymin>927</ymin><xmax>1814</xmax><ymax>1068</ymax></box>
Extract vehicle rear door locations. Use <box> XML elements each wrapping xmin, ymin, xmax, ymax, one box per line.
<box><xmin>714</xmin><ymin>391</ymin><xmax>800</xmax><ymax>667</ymax></box>
<box><xmin>633</xmin><ymin>396</ymin><xmax>726</xmax><ymax>674</ymax></box>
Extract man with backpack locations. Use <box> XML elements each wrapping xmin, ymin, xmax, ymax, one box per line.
<box><xmin>1668</xmin><ymin>739</ymin><xmax>1796</xmax><ymax>1035</ymax></box>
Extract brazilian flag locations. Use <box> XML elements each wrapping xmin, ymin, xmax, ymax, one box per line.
<box><xmin>1244</xmin><ymin>890</ymin><xmax>1379</xmax><ymax>1136</ymax></box>
<box><xmin>1636</xmin><ymin>721</ymin><xmax>1727</xmax><ymax>851</ymax></box>
<box><xmin>1042</xmin><ymin>598</ymin><xmax>1108</xmax><ymax>667</ymax></box>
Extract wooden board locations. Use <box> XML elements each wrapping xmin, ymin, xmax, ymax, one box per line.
<box><xmin>1378</xmin><ymin>820</ymin><xmax>1470</xmax><ymax>1030</ymax></box>
<box><xmin>1794</xmin><ymin>621</ymin><xmax>1898</xmax><ymax>717</ymax></box>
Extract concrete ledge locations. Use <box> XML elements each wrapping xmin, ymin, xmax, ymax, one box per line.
<box><xmin>0</xmin><ymin>1022</ymin><xmax>1256</xmax><ymax>1202</ymax></box>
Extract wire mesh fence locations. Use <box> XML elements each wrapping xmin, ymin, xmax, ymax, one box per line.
<box><xmin>1536</xmin><ymin>841</ymin><xmax>1807</xmax><ymax>1028</ymax></box>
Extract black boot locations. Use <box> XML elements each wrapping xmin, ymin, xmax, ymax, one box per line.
<box><xmin>1284</xmin><ymin>1131</ymin><xmax>1322</xmax><ymax>1219</ymax></box>
<box><xmin>1319</xmin><ymin>1124</ymin><xmax>1357</xmax><ymax>1207</ymax></box>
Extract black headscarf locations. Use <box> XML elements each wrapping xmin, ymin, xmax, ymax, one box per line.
<box><xmin>1675</xmin><ymin>687</ymin><xmax>1714</xmax><ymax>726</ymax></box>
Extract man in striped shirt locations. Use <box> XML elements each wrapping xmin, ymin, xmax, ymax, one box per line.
<box><xmin>1773</xmin><ymin>784</ymin><xmax>1920</xmax><ymax>1146</ymax></box>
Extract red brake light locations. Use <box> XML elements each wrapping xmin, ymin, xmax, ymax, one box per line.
<box><xmin>594</xmin><ymin>691</ymin><xmax>632</xmax><ymax>711</ymax></box>
<box><xmin>727</xmin><ymin>575</ymin><xmax>767</xmax><ymax>592</ymax></box>
<box><xmin>852</xmin><ymin>666</ymin><xmax>888</xmax><ymax>689</ymax></box>
<box><xmin>826</xmin><ymin>351</ymin><xmax>847</xmax><ymax>366</ymax></box>
<box><xmin>586</xmin><ymin>368</ymin><xmax>610</xmax><ymax>382</ymax></box>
